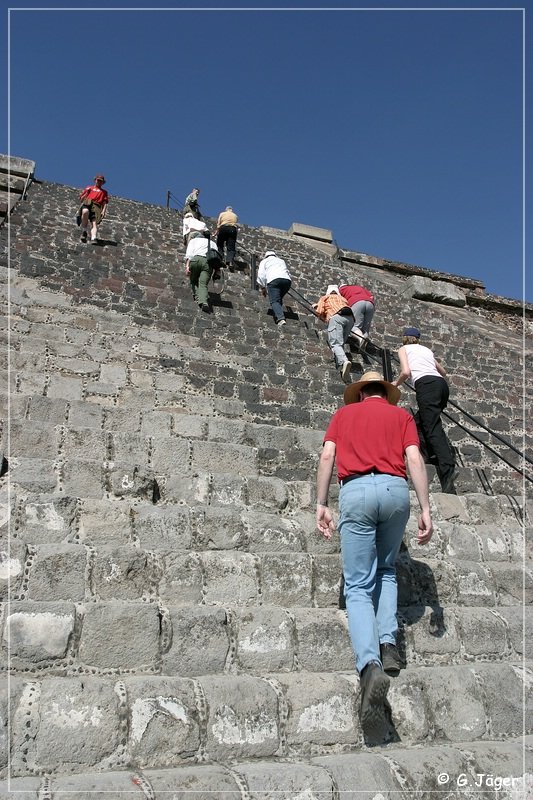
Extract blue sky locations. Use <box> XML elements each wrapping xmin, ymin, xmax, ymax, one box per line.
<box><xmin>3</xmin><ymin>2</ymin><xmax>528</xmax><ymax>302</ymax></box>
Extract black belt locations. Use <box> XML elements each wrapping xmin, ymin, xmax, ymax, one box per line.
<box><xmin>339</xmin><ymin>470</ymin><xmax>387</xmax><ymax>487</ymax></box>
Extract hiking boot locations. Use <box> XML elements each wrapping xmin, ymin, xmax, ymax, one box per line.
<box><xmin>359</xmin><ymin>661</ymin><xmax>390</xmax><ymax>738</ymax></box>
<box><xmin>80</xmin><ymin>230</ymin><xmax>88</xmax><ymax>243</ymax></box>
<box><xmin>380</xmin><ymin>643</ymin><xmax>403</xmax><ymax>674</ymax></box>
<box><xmin>341</xmin><ymin>361</ymin><xmax>351</xmax><ymax>383</ymax></box>
<box><xmin>200</xmin><ymin>303</ymin><xmax>210</xmax><ymax>313</ymax></box>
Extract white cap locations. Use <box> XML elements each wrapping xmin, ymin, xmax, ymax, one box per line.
<box><xmin>326</xmin><ymin>284</ymin><xmax>339</xmax><ymax>296</ymax></box>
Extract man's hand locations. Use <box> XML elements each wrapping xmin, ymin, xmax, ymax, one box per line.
<box><xmin>417</xmin><ymin>509</ymin><xmax>433</xmax><ymax>544</ymax></box>
<box><xmin>316</xmin><ymin>504</ymin><xmax>336</xmax><ymax>539</ymax></box>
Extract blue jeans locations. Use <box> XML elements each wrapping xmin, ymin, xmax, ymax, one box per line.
<box><xmin>267</xmin><ymin>278</ymin><xmax>291</xmax><ymax>322</ymax></box>
<box><xmin>339</xmin><ymin>473</ymin><xmax>410</xmax><ymax>673</ymax></box>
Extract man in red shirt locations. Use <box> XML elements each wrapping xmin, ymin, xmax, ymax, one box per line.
<box><xmin>78</xmin><ymin>174</ymin><xmax>109</xmax><ymax>244</ymax></box>
<box><xmin>339</xmin><ymin>282</ymin><xmax>375</xmax><ymax>350</ymax></box>
<box><xmin>316</xmin><ymin>370</ymin><xmax>433</xmax><ymax>739</ymax></box>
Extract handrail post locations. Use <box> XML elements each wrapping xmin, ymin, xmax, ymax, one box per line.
<box><xmin>381</xmin><ymin>347</ymin><xmax>393</xmax><ymax>382</ymax></box>
<box><xmin>166</xmin><ymin>190</ymin><xmax>171</xmax><ymax>210</ymax></box>
<box><xmin>250</xmin><ymin>254</ymin><xmax>257</xmax><ymax>290</ymax></box>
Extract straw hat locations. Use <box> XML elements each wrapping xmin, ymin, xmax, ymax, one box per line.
<box><xmin>343</xmin><ymin>370</ymin><xmax>401</xmax><ymax>406</ymax></box>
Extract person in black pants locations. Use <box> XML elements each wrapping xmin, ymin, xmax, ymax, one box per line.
<box><xmin>393</xmin><ymin>327</ymin><xmax>457</xmax><ymax>494</ymax></box>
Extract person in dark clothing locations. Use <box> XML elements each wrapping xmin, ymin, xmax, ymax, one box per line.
<box><xmin>393</xmin><ymin>327</ymin><xmax>457</xmax><ymax>494</ymax></box>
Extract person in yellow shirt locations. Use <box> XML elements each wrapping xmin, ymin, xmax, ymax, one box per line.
<box><xmin>313</xmin><ymin>285</ymin><xmax>354</xmax><ymax>383</ymax></box>
<box><xmin>215</xmin><ymin>206</ymin><xmax>238</xmax><ymax>268</ymax></box>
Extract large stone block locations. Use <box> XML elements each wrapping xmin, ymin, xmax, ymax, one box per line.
<box><xmin>457</xmin><ymin>608</ymin><xmax>508</xmax><ymax>657</ymax></box>
<box><xmin>111</xmin><ymin>432</ymin><xmax>150</xmax><ymax>465</ymax></box>
<box><xmin>62</xmin><ymin>428</ymin><xmax>107</xmax><ymax>462</ymax></box>
<box><xmin>78</xmin><ymin>601</ymin><xmax>160</xmax><ymax>670</ymax></box>
<box><xmin>402</xmin><ymin>604</ymin><xmax>461</xmax><ymax>659</ymax></box>
<box><xmin>107</xmin><ymin>462</ymin><xmax>159</xmax><ymax>501</ymax></box>
<box><xmin>234</xmin><ymin>606</ymin><xmax>295</xmax><ymax>672</ymax></box>
<box><xmin>192</xmin><ymin>441</ymin><xmax>258</xmax><ymax>476</ymax></box>
<box><xmin>421</xmin><ymin>666</ymin><xmax>486</xmax><ymax>741</ymax></box>
<box><xmin>473</xmin><ymin>663</ymin><xmax>532</xmax><ymax>737</ymax></box>
<box><xmin>25</xmin><ymin>543</ymin><xmax>87</xmax><ymax>601</ymax></box>
<box><xmin>260</xmin><ymin>553</ymin><xmax>312</xmax><ymax>606</ymax></box>
<box><xmin>123</xmin><ymin>676</ymin><xmax>200</xmax><ymax>768</ymax></box>
<box><xmin>200</xmin><ymin>675</ymin><xmax>280</xmax><ymax>760</ymax></box>
<box><xmin>246</xmin><ymin>475</ymin><xmax>288</xmax><ymax>511</ymax></box>
<box><xmin>150</xmin><ymin>436</ymin><xmax>190</xmax><ymax>473</ymax></box>
<box><xmin>132</xmin><ymin>505</ymin><xmax>192</xmax><ymax>550</ymax></box>
<box><xmin>92</xmin><ymin>545</ymin><xmax>159</xmax><ymax>600</ymax></box>
<box><xmin>312</xmin><ymin>752</ymin><xmax>404</xmax><ymax>796</ymax></box>
<box><xmin>9</xmin><ymin>420</ymin><xmax>59</xmax><ymax>459</ymax></box>
<box><xmin>78</xmin><ymin>498</ymin><xmax>133</xmax><ymax>547</ymax></box>
<box><xmin>48</xmin><ymin>772</ymin><xmax>143</xmax><ymax>799</ymax></box>
<box><xmin>201</xmin><ymin>552</ymin><xmax>259</xmax><ymax>606</ymax></box>
<box><xmin>146</xmin><ymin>765</ymin><xmax>241</xmax><ymax>799</ymax></box>
<box><xmin>241</xmin><ymin>511</ymin><xmax>306</xmax><ymax>553</ymax></box>
<box><xmin>401</xmin><ymin>275</ymin><xmax>466</xmax><ymax>307</ymax></box>
<box><xmin>31</xmin><ymin>677</ymin><xmax>121</xmax><ymax>772</ymax></box>
<box><xmin>490</xmin><ymin>562</ymin><xmax>533</xmax><ymax>605</ymax></box>
<box><xmin>3</xmin><ymin>601</ymin><xmax>75</xmax><ymax>664</ymax></box>
<box><xmin>61</xmin><ymin>459</ymin><xmax>104</xmax><ymax>498</ymax></box>
<box><xmin>161</xmin><ymin>606</ymin><xmax>229</xmax><ymax>677</ymax></box>
<box><xmin>18</xmin><ymin>494</ymin><xmax>78</xmax><ymax>545</ymax></box>
<box><xmin>388</xmin><ymin>672</ymin><xmax>431</xmax><ymax>742</ymax></box>
<box><xmin>313</xmin><ymin>554</ymin><xmax>343</xmax><ymax>607</ymax></box>
<box><xmin>192</xmin><ymin>506</ymin><xmax>245</xmax><ymax>550</ymax></box>
<box><xmin>292</xmin><ymin>609</ymin><xmax>354</xmax><ymax>671</ymax></box>
<box><xmin>275</xmin><ymin>673</ymin><xmax>358</xmax><ymax>750</ymax></box>
<box><xmin>9</xmin><ymin>457</ymin><xmax>57</xmax><ymax>493</ymax></box>
<box><xmin>159</xmin><ymin>552</ymin><xmax>203</xmax><ymax>606</ymax></box>
<box><xmin>236</xmin><ymin>761</ymin><xmax>333</xmax><ymax>799</ymax></box>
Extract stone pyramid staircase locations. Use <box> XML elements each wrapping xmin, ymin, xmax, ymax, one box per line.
<box><xmin>0</xmin><ymin>176</ymin><xmax>531</xmax><ymax>797</ymax></box>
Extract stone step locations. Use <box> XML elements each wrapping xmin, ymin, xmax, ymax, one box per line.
<box><xmin>2</xmin><ymin>734</ymin><xmax>532</xmax><ymax>799</ymax></box>
<box><xmin>1</xmin><ymin>666</ymin><xmax>531</xmax><ymax>777</ymax></box>
<box><xmin>2</xmin><ymin>600</ymin><xmax>529</xmax><ymax>675</ymax></box>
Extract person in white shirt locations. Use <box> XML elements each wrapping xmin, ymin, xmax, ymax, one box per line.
<box><xmin>393</xmin><ymin>326</ymin><xmax>457</xmax><ymax>494</ymax></box>
<box><xmin>185</xmin><ymin>234</ymin><xmax>220</xmax><ymax>312</ymax></box>
<box><xmin>182</xmin><ymin>212</ymin><xmax>208</xmax><ymax>246</ymax></box>
<box><xmin>256</xmin><ymin>250</ymin><xmax>292</xmax><ymax>326</ymax></box>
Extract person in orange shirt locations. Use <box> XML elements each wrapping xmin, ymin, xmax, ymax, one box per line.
<box><xmin>313</xmin><ymin>285</ymin><xmax>354</xmax><ymax>383</ymax></box>
<box><xmin>78</xmin><ymin>174</ymin><xmax>109</xmax><ymax>243</ymax></box>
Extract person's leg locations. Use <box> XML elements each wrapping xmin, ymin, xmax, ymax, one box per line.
<box><xmin>327</xmin><ymin>315</ymin><xmax>350</xmax><ymax>369</ymax></box>
<box><xmin>372</xmin><ymin>475</ymin><xmax>410</xmax><ymax>645</ymax></box>
<box><xmin>196</xmin><ymin>258</ymin><xmax>213</xmax><ymax>306</ymax></box>
<box><xmin>339</xmin><ymin>476</ymin><xmax>381</xmax><ymax>673</ymax></box>
<box><xmin>216</xmin><ymin>228</ymin><xmax>227</xmax><ymax>262</ymax></box>
<box><xmin>361</xmin><ymin>301</ymin><xmax>375</xmax><ymax>336</ymax></box>
<box><xmin>351</xmin><ymin>301</ymin><xmax>366</xmax><ymax>331</ymax></box>
<box><xmin>416</xmin><ymin>377</ymin><xmax>456</xmax><ymax>489</ymax></box>
<box><xmin>267</xmin><ymin>279</ymin><xmax>286</xmax><ymax>322</ymax></box>
<box><xmin>226</xmin><ymin>228</ymin><xmax>237</xmax><ymax>266</ymax></box>
<box><xmin>188</xmin><ymin>257</ymin><xmax>202</xmax><ymax>302</ymax></box>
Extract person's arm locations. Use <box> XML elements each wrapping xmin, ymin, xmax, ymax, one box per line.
<box><xmin>316</xmin><ymin>440</ymin><xmax>337</xmax><ymax>539</ymax></box>
<box><xmin>435</xmin><ymin>359</ymin><xmax>447</xmax><ymax>379</ymax></box>
<box><xmin>393</xmin><ymin>346</ymin><xmax>412</xmax><ymax>387</ymax></box>
<box><xmin>256</xmin><ymin>262</ymin><xmax>267</xmax><ymax>290</ymax></box>
<box><xmin>405</xmin><ymin>444</ymin><xmax>433</xmax><ymax>544</ymax></box>
<box><xmin>185</xmin><ymin>258</ymin><xmax>191</xmax><ymax>275</ymax></box>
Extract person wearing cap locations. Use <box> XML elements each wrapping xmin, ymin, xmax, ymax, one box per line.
<box><xmin>393</xmin><ymin>327</ymin><xmax>457</xmax><ymax>494</ymax></box>
<box><xmin>183</xmin><ymin>188</ymin><xmax>203</xmax><ymax>220</ymax></box>
<box><xmin>316</xmin><ymin>370</ymin><xmax>433</xmax><ymax>739</ymax></box>
<box><xmin>78</xmin><ymin>175</ymin><xmax>108</xmax><ymax>243</ymax></box>
<box><xmin>338</xmin><ymin>281</ymin><xmax>376</xmax><ymax>349</ymax></box>
<box><xmin>215</xmin><ymin>206</ymin><xmax>239</xmax><ymax>269</ymax></box>
<box><xmin>182</xmin><ymin>212</ymin><xmax>208</xmax><ymax>246</ymax></box>
<box><xmin>313</xmin><ymin>285</ymin><xmax>354</xmax><ymax>383</ymax></box>
<box><xmin>256</xmin><ymin>250</ymin><xmax>292</xmax><ymax>327</ymax></box>
<box><xmin>184</xmin><ymin>233</ymin><xmax>221</xmax><ymax>312</ymax></box>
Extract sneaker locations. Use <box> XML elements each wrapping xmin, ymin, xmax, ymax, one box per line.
<box><xmin>341</xmin><ymin>361</ymin><xmax>351</xmax><ymax>383</ymax></box>
<box><xmin>89</xmin><ymin>236</ymin><xmax>98</xmax><ymax>245</ymax></box>
<box><xmin>200</xmin><ymin>303</ymin><xmax>210</xmax><ymax>313</ymax></box>
<box><xmin>277</xmin><ymin>319</ymin><xmax>286</xmax><ymax>326</ymax></box>
<box><xmin>359</xmin><ymin>661</ymin><xmax>390</xmax><ymax>738</ymax></box>
<box><xmin>380</xmin><ymin>642</ymin><xmax>403</xmax><ymax>674</ymax></box>
<box><xmin>80</xmin><ymin>230</ymin><xmax>88</xmax><ymax>243</ymax></box>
